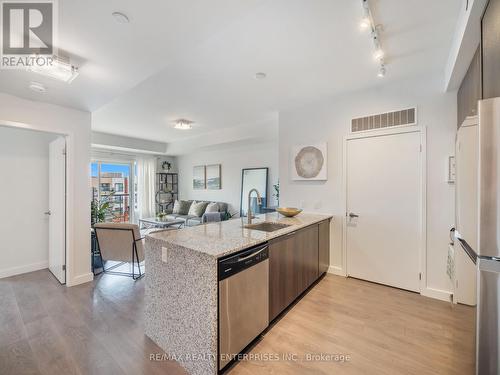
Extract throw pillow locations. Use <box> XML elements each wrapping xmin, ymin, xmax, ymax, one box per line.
<box><xmin>205</xmin><ymin>202</ymin><xmax>219</xmax><ymax>213</ymax></box>
<box><xmin>172</xmin><ymin>200</ymin><xmax>181</xmax><ymax>214</ymax></box>
<box><xmin>188</xmin><ymin>201</ymin><xmax>209</xmax><ymax>217</ymax></box>
<box><xmin>173</xmin><ymin>200</ymin><xmax>192</xmax><ymax>215</ymax></box>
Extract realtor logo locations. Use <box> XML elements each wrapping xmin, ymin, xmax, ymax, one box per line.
<box><xmin>1</xmin><ymin>0</ymin><xmax>57</xmax><ymax>69</ymax></box>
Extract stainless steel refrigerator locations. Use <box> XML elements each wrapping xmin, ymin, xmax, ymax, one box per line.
<box><xmin>455</xmin><ymin>97</ymin><xmax>500</xmax><ymax>374</ymax></box>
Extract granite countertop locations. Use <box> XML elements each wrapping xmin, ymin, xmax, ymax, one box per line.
<box><xmin>147</xmin><ymin>212</ymin><xmax>333</xmax><ymax>258</ymax></box>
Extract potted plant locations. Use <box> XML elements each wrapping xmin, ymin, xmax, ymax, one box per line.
<box><xmin>91</xmin><ymin>192</ymin><xmax>114</xmax><ymax>226</ymax></box>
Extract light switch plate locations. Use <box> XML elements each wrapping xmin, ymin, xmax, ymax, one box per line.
<box><xmin>447</xmin><ymin>155</ymin><xmax>456</xmax><ymax>184</ymax></box>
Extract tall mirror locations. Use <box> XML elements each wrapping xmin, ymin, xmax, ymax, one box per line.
<box><xmin>240</xmin><ymin>168</ymin><xmax>268</xmax><ymax>217</ymax></box>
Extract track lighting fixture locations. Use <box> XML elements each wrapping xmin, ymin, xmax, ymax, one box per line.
<box><xmin>360</xmin><ymin>0</ymin><xmax>386</xmax><ymax>77</ymax></box>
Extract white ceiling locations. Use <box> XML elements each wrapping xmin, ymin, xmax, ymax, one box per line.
<box><xmin>0</xmin><ymin>0</ymin><xmax>460</xmax><ymax>150</ymax></box>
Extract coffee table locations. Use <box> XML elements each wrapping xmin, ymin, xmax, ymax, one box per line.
<box><xmin>139</xmin><ymin>217</ymin><xmax>185</xmax><ymax>230</ymax></box>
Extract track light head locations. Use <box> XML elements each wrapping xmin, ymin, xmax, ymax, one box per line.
<box><xmin>378</xmin><ymin>65</ymin><xmax>386</xmax><ymax>78</ymax></box>
<box><xmin>373</xmin><ymin>48</ymin><xmax>384</xmax><ymax>60</ymax></box>
<box><xmin>360</xmin><ymin>16</ymin><xmax>371</xmax><ymax>30</ymax></box>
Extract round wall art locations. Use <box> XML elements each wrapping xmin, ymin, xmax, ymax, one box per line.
<box><xmin>292</xmin><ymin>143</ymin><xmax>327</xmax><ymax>180</ymax></box>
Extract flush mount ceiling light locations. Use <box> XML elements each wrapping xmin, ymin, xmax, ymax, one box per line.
<box><xmin>173</xmin><ymin>119</ymin><xmax>194</xmax><ymax>130</ymax></box>
<box><xmin>112</xmin><ymin>11</ymin><xmax>130</xmax><ymax>24</ymax></box>
<box><xmin>255</xmin><ymin>72</ymin><xmax>267</xmax><ymax>80</ymax></box>
<box><xmin>29</xmin><ymin>54</ymin><xmax>79</xmax><ymax>83</ymax></box>
<box><xmin>360</xmin><ymin>0</ymin><xmax>386</xmax><ymax>77</ymax></box>
<box><xmin>29</xmin><ymin>81</ymin><xmax>46</xmax><ymax>93</ymax></box>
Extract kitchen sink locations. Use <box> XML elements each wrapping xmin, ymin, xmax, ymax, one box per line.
<box><xmin>243</xmin><ymin>222</ymin><xmax>291</xmax><ymax>232</ymax></box>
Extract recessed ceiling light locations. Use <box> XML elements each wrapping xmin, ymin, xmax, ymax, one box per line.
<box><xmin>29</xmin><ymin>81</ymin><xmax>46</xmax><ymax>93</ymax></box>
<box><xmin>255</xmin><ymin>72</ymin><xmax>267</xmax><ymax>80</ymax></box>
<box><xmin>112</xmin><ymin>11</ymin><xmax>130</xmax><ymax>24</ymax></box>
<box><xmin>173</xmin><ymin>119</ymin><xmax>193</xmax><ymax>130</ymax></box>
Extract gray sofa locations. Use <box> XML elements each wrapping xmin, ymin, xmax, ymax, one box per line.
<box><xmin>164</xmin><ymin>200</ymin><xmax>229</xmax><ymax>227</ymax></box>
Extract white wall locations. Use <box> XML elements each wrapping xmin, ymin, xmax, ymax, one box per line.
<box><xmin>0</xmin><ymin>93</ymin><xmax>92</xmax><ymax>286</ymax></box>
<box><xmin>0</xmin><ymin>127</ymin><xmax>56</xmax><ymax>278</ymax></box>
<box><xmin>176</xmin><ymin>140</ymin><xmax>279</xmax><ymax>215</ymax></box>
<box><xmin>279</xmin><ymin>73</ymin><xmax>457</xmax><ymax>301</ymax></box>
<box><xmin>157</xmin><ymin>156</ymin><xmax>178</xmax><ymax>174</ymax></box>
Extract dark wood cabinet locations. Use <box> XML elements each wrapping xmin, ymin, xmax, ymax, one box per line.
<box><xmin>269</xmin><ymin>223</ymin><xmax>324</xmax><ymax>321</ymax></box>
<box><xmin>482</xmin><ymin>0</ymin><xmax>500</xmax><ymax>99</ymax></box>
<box><xmin>318</xmin><ymin>220</ymin><xmax>330</xmax><ymax>275</ymax></box>
<box><xmin>457</xmin><ymin>46</ymin><xmax>481</xmax><ymax>127</ymax></box>
<box><xmin>269</xmin><ymin>232</ymin><xmax>298</xmax><ymax>321</ymax></box>
<box><xmin>295</xmin><ymin>225</ymin><xmax>319</xmax><ymax>295</ymax></box>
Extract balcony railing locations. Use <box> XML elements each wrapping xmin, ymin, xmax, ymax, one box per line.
<box><xmin>92</xmin><ymin>188</ymin><xmax>130</xmax><ymax>223</ymax></box>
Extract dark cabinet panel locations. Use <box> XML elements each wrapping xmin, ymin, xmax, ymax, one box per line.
<box><xmin>482</xmin><ymin>0</ymin><xmax>500</xmax><ymax>99</ymax></box>
<box><xmin>296</xmin><ymin>225</ymin><xmax>319</xmax><ymax>295</ymax></box>
<box><xmin>318</xmin><ymin>220</ymin><xmax>330</xmax><ymax>275</ymax></box>
<box><xmin>458</xmin><ymin>46</ymin><xmax>481</xmax><ymax>127</ymax></box>
<box><xmin>269</xmin><ymin>223</ymin><xmax>326</xmax><ymax>321</ymax></box>
<box><xmin>269</xmin><ymin>233</ymin><xmax>297</xmax><ymax>321</ymax></box>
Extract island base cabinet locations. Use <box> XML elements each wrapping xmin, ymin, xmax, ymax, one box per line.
<box><xmin>269</xmin><ymin>224</ymin><xmax>320</xmax><ymax>321</ymax></box>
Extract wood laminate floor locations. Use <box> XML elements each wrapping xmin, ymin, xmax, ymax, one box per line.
<box><xmin>0</xmin><ymin>271</ymin><xmax>475</xmax><ymax>375</ymax></box>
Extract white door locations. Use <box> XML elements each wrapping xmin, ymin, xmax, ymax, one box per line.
<box><xmin>48</xmin><ymin>136</ymin><xmax>66</xmax><ymax>284</ymax></box>
<box><xmin>346</xmin><ymin>130</ymin><xmax>422</xmax><ymax>292</ymax></box>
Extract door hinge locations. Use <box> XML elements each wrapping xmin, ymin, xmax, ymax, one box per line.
<box><xmin>419</xmin><ymin>272</ymin><xmax>422</xmax><ymax>281</ymax></box>
<box><xmin>62</xmin><ymin>148</ymin><xmax>67</xmax><ymax>156</ymax></box>
<box><xmin>419</xmin><ymin>144</ymin><xmax>423</xmax><ymax>152</ymax></box>
<box><xmin>62</xmin><ymin>265</ymin><xmax>66</xmax><ymax>271</ymax></box>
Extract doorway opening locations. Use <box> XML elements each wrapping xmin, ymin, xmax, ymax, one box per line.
<box><xmin>0</xmin><ymin>125</ymin><xmax>67</xmax><ymax>284</ymax></box>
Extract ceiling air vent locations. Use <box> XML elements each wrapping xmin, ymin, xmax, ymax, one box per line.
<box><xmin>351</xmin><ymin>107</ymin><xmax>417</xmax><ymax>133</ymax></box>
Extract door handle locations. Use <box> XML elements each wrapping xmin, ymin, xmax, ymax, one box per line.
<box><xmin>348</xmin><ymin>212</ymin><xmax>359</xmax><ymax>218</ymax></box>
<box><xmin>44</xmin><ymin>210</ymin><xmax>51</xmax><ymax>216</ymax></box>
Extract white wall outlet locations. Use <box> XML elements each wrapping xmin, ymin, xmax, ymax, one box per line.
<box><xmin>162</xmin><ymin>247</ymin><xmax>168</xmax><ymax>262</ymax></box>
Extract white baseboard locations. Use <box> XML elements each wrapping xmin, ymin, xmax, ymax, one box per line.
<box><xmin>0</xmin><ymin>261</ymin><xmax>48</xmax><ymax>279</ymax></box>
<box><xmin>421</xmin><ymin>287</ymin><xmax>453</xmax><ymax>302</ymax></box>
<box><xmin>327</xmin><ymin>265</ymin><xmax>346</xmax><ymax>276</ymax></box>
<box><xmin>67</xmin><ymin>272</ymin><xmax>94</xmax><ymax>287</ymax></box>
<box><xmin>324</xmin><ymin>266</ymin><xmax>453</xmax><ymax>303</ymax></box>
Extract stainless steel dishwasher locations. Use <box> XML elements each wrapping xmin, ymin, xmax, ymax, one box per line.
<box><xmin>218</xmin><ymin>243</ymin><xmax>269</xmax><ymax>370</ymax></box>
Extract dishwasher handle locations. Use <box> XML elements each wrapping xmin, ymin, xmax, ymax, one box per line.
<box><xmin>237</xmin><ymin>247</ymin><xmax>267</xmax><ymax>262</ymax></box>
<box><xmin>218</xmin><ymin>243</ymin><xmax>269</xmax><ymax>281</ymax></box>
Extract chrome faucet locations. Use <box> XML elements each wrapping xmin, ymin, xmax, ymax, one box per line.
<box><xmin>247</xmin><ymin>188</ymin><xmax>262</xmax><ymax>224</ymax></box>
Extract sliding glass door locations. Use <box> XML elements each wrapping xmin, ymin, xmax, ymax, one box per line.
<box><xmin>91</xmin><ymin>161</ymin><xmax>134</xmax><ymax>223</ymax></box>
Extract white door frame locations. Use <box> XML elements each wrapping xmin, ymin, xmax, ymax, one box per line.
<box><xmin>0</xmin><ymin>119</ymin><xmax>72</xmax><ymax>283</ymax></box>
<box><xmin>342</xmin><ymin>126</ymin><xmax>427</xmax><ymax>293</ymax></box>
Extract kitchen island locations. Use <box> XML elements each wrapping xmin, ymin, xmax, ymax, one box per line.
<box><xmin>144</xmin><ymin>212</ymin><xmax>332</xmax><ymax>375</ymax></box>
